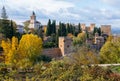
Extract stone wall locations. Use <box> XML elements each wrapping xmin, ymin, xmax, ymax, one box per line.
<box><xmin>81</xmin><ymin>23</ymin><xmax>86</xmax><ymax>31</ymax></box>
<box><xmin>42</xmin><ymin>48</ymin><xmax>62</xmax><ymax>58</ymax></box>
<box><xmin>101</xmin><ymin>25</ymin><xmax>111</xmax><ymax>36</ymax></box>
<box><xmin>90</xmin><ymin>23</ymin><xmax>95</xmax><ymax>32</ymax></box>
<box><xmin>59</xmin><ymin>37</ymin><xmax>73</xmax><ymax>56</ymax></box>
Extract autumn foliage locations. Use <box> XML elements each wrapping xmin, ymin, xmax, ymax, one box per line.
<box><xmin>1</xmin><ymin>34</ymin><xmax>42</xmax><ymax>66</ymax></box>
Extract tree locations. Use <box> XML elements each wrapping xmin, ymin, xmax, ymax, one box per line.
<box><xmin>72</xmin><ymin>26</ymin><xmax>76</xmax><ymax>36</ymax></box>
<box><xmin>51</xmin><ymin>20</ymin><xmax>56</xmax><ymax>34</ymax></box>
<box><xmin>1</xmin><ymin>37</ymin><xmax>18</xmax><ymax>65</ymax></box>
<box><xmin>78</xmin><ymin>23</ymin><xmax>82</xmax><ymax>33</ymax></box>
<box><xmin>66</xmin><ymin>23</ymin><xmax>70</xmax><ymax>34</ymax></box>
<box><xmin>93</xmin><ymin>27</ymin><xmax>101</xmax><ymax>36</ymax></box>
<box><xmin>69</xmin><ymin>46</ymin><xmax>99</xmax><ymax>65</ymax></box>
<box><xmin>0</xmin><ymin>20</ymin><xmax>16</xmax><ymax>39</ymax></box>
<box><xmin>23</xmin><ymin>21</ymin><xmax>30</xmax><ymax>33</ymax></box>
<box><xmin>58</xmin><ymin>22</ymin><xmax>67</xmax><ymax>36</ymax></box>
<box><xmin>73</xmin><ymin>32</ymin><xmax>86</xmax><ymax>46</ymax></box>
<box><xmin>100</xmin><ymin>38</ymin><xmax>120</xmax><ymax>63</ymax></box>
<box><xmin>1</xmin><ymin>34</ymin><xmax>43</xmax><ymax>66</ymax></box>
<box><xmin>46</xmin><ymin>19</ymin><xmax>51</xmax><ymax>36</ymax></box>
<box><xmin>1</xmin><ymin>6</ymin><xmax>8</xmax><ymax>20</ymax></box>
<box><xmin>93</xmin><ymin>27</ymin><xmax>98</xmax><ymax>36</ymax></box>
<box><xmin>98</xmin><ymin>27</ymin><xmax>101</xmax><ymax>36</ymax></box>
<box><xmin>18</xmin><ymin>34</ymin><xmax>43</xmax><ymax>64</ymax></box>
<box><xmin>35</xmin><ymin>27</ymin><xmax>43</xmax><ymax>40</ymax></box>
<box><xmin>46</xmin><ymin>19</ymin><xmax>56</xmax><ymax>36</ymax></box>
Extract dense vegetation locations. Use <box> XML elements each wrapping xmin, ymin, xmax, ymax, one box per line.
<box><xmin>0</xmin><ymin>46</ymin><xmax>120</xmax><ymax>81</ymax></box>
<box><xmin>100</xmin><ymin>36</ymin><xmax>120</xmax><ymax>63</ymax></box>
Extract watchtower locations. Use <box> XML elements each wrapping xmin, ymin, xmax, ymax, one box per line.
<box><xmin>59</xmin><ymin>37</ymin><xmax>73</xmax><ymax>56</ymax></box>
<box><xmin>101</xmin><ymin>25</ymin><xmax>111</xmax><ymax>36</ymax></box>
<box><xmin>90</xmin><ymin>23</ymin><xmax>95</xmax><ymax>32</ymax></box>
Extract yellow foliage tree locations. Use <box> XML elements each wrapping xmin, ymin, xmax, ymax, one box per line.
<box><xmin>1</xmin><ymin>37</ymin><xmax>18</xmax><ymax>65</ymax></box>
<box><xmin>77</xmin><ymin>32</ymin><xmax>86</xmax><ymax>41</ymax></box>
<box><xmin>107</xmin><ymin>35</ymin><xmax>113</xmax><ymax>42</ymax></box>
<box><xmin>67</xmin><ymin>33</ymin><xmax>74</xmax><ymax>38</ymax></box>
<box><xmin>18</xmin><ymin>34</ymin><xmax>43</xmax><ymax>65</ymax></box>
<box><xmin>1</xmin><ymin>34</ymin><xmax>43</xmax><ymax>66</ymax></box>
<box><xmin>73</xmin><ymin>32</ymin><xmax>86</xmax><ymax>46</ymax></box>
<box><xmin>71</xmin><ymin>46</ymin><xmax>99</xmax><ymax>65</ymax></box>
<box><xmin>100</xmin><ymin>38</ymin><xmax>120</xmax><ymax>63</ymax></box>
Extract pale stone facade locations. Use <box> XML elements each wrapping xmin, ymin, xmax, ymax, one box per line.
<box><xmin>81</xmin><ymin>24</ymin><xmax>86</xmax><ymax>32</ymax></box>
<box><xmin>28</xmin><ymin>12</ymin><xmax>41</xmax><ymax>29</ymax></box>
<box><xmin>24</xmin><ymin>11</ymin><xmax>41</xmax><ymax>30</ymax></box>
<box><xmin>42</xmin><ymin>48</ymin><xmax>62</xmax><ymax>58</ymax></box>
<box><xmin>94</xmin><ymin>33</ymin><xmax>104</xmax><ymax>44</ymax></box>
<box><xmin>80</xmin><ymin>23</ymin><xmax>95</xmax><ymax>32</ymax></box>
<box><xmin>59</xmin><ymin>37</ymin><xmax>73</xmax><ymax>56</ymax></box>
<box><xmin>90</xmin><ymin>23</ymin><xmax>95</xmax><ymax>32</ymax></box>
<box><xmin>101</xmin><ymin>25</ymin><xmax>111</xmax><ymax>36</ymax></box>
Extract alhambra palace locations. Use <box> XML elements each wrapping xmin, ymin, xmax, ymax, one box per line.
<box><xmin>15</xmin><ymin>11</ymin><xmax>115</xmax><ymax>59</ymax></box>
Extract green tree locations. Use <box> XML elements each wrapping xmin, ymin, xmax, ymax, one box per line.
<box><xmin>46</xmin><ymin>19</ymin><xmax>51</xmax><ymax>36</ymax></box>
<box><xmin>1</xmin><ymin>6</ymin><xmax>8</xmax><ymax>20</ymax></box>
<box><xmin>100</xmin><ymin>38</ymin><xmax>120</xmax><ymax>63</ymax></box>
<box><xmin>98</xmin><ymin>27</ymin><xmax>101</xmax><ymax>36</ymax></box>
<box><xmin>58</xmin><ymin>22</ymin><xmax>67</xmax><ymax>36</ymax></box>
<box><xmin>78</xmin><ymin>23</ymin><xmax>82</xmax><ymax>33</ymax></box>
<box><xmin>51</xmin><ymin>20</ymin><xmax>56</xmax><ymax>34</ymax></box>
<box><xmin>93</xmin><ymin>27</ymin><xmax>98</xmax><ymax>36</ymax></box>
<box><xmin>0</xmin><ymin>20</ymin><xmax>16</xmax><ymax>39</ymax></box>
<box><xmin>46</xmin><ymin>19</ymin><xmax>56</xmax><ymax>36</ymax></box>
<box><xmin>73</xmin><ymin>32</ymin><xmax>86</xmax><ymax>46</ymax></box>
<box><xmin>66</xmin><ymin>23</ymin><xmax>70</xmax><ymax>34</ymax></box>
<box><xmin>69</xmin><ymin>46</ymin><xmax>99</xmax><ymax>65</ymax></box>
<box><xmin>23</xmin><ymin>21</ymin><xmax>30</xmax><ymax>33</ymax></box>
<box><xmin>35</xmin><ymin>27</ymin><xmax>43</xmax><ymax>40</ymax></box>
<box><xmin>93</xmin><ymin>27</ymin><xmax>101</xmax><ymax>36</ymax></box>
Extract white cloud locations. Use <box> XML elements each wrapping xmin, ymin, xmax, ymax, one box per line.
<box><xmin>0</xmin><ymin>0</ymin><xmax>120</xmax><ymax>29</ymax></box>
<box><xmin>0</xmin><ymin>0</ymin><xmax>76</xmax><ymax>24</ymax></box>
<box><xmin>5</xmin><ymin>0</ymin><xmax>74</xmax><ymax>13</ymax></box>
<box><xmin>101</xmin><ymin>0</ymin><xmax>120</xmax><ymax>7</ymax></box>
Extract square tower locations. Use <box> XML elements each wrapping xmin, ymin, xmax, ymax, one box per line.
<box><xmin>101</xmin><ymin>25</ymin><xmax>111</xmax><ymax>36</ymax></box>
<box><xmin>59</xmin><ymin>37</ymin><xmax>73</xmax><ymax>56</ymax></box>
<box><xmin>90</xmin><ymin>23</ymin><xmax>95</xmax><ymax>32</ymax></box>
<box><xmin>81</xmin><ymin>24</ymin><xmax>86</xmax><ymax>32</ymax></box>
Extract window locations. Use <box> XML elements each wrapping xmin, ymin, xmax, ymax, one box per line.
<box><xmin>67</xmin><ymin>45</ymin><xmax>69</xmax><ymax>48</ymax></box>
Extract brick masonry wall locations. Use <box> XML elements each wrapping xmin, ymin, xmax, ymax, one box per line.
<box><xmin>42</xmin><ymin>48</ymin><xmax>62</xmax><ymax>58</ymax></box>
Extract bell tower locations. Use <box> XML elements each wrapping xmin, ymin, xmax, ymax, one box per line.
<box><xmin>30</xmin><ymin>11</ymin><xmax>36</xmax><ymax>20</ymax></box>
<box><xmin>29</xmin><ymin>11</ymin><xmax>36</xmax><ymax>29</ymax></box>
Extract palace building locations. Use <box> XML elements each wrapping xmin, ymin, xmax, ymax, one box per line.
<box><xmin>24</xmin><ymin>11</ymin><xmax>41</xmax><ymax>30</ymax></box>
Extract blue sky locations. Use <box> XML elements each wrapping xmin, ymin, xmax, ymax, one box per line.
<box><xmin>0</xmin><ymin>0</ymin><xmax>120</xmax><ymax>29</ymax></box>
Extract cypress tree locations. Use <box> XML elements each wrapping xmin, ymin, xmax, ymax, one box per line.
<box><xmin>1</xmin><ymin>6</ymin><xmax>8</xmax><ymax>20</ymax></box>
<box><xmin>69</xmin><ymin>24</ymin><xmax>73</xmax><ymax>34</ymax></box>
<box><xmin>72</xmin><ymin>26</ymin><xmax>76</xmax><ymax>36</ymax></box>
<box><xmin>51</xmin><ymin>20</ymin><xmax>56</xmax><ymax>34</ymax></box>
<box><xmin>62</xmin><ymin>23</ymin><xmax>67</xmax><ymax>36</ymax></box>
<box><xmin>58</xmin><ymin>22</ymin><xmax>67</xmax><ymax>36</ymax></box>
<box><xmin>0</xmin><ymin>20</ymin><xmax>16</xmax><ymax>39</ymax></box>
<box><xmin>78</xmin><ymin>23</ymin><xmax>82</xmax><ymax>33</ymax></box>
<box><xmin>66</xmin><ymin>23</ymin><xmax>70</xmax><ymax>34</ymax></box>
<box><xmin>46</xmin><ymin>19</ymin><xmax>51</xmax><ymax>36</ymax></box>
<box><xmin>98</xmin><ymin>27</ymin><xmax>101</xmax><ymax>36</ymax></box>
<box><xmin>93</xmin><ymin>27</ymin><xmax>98</xmax><ymax>36</ymax></box>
